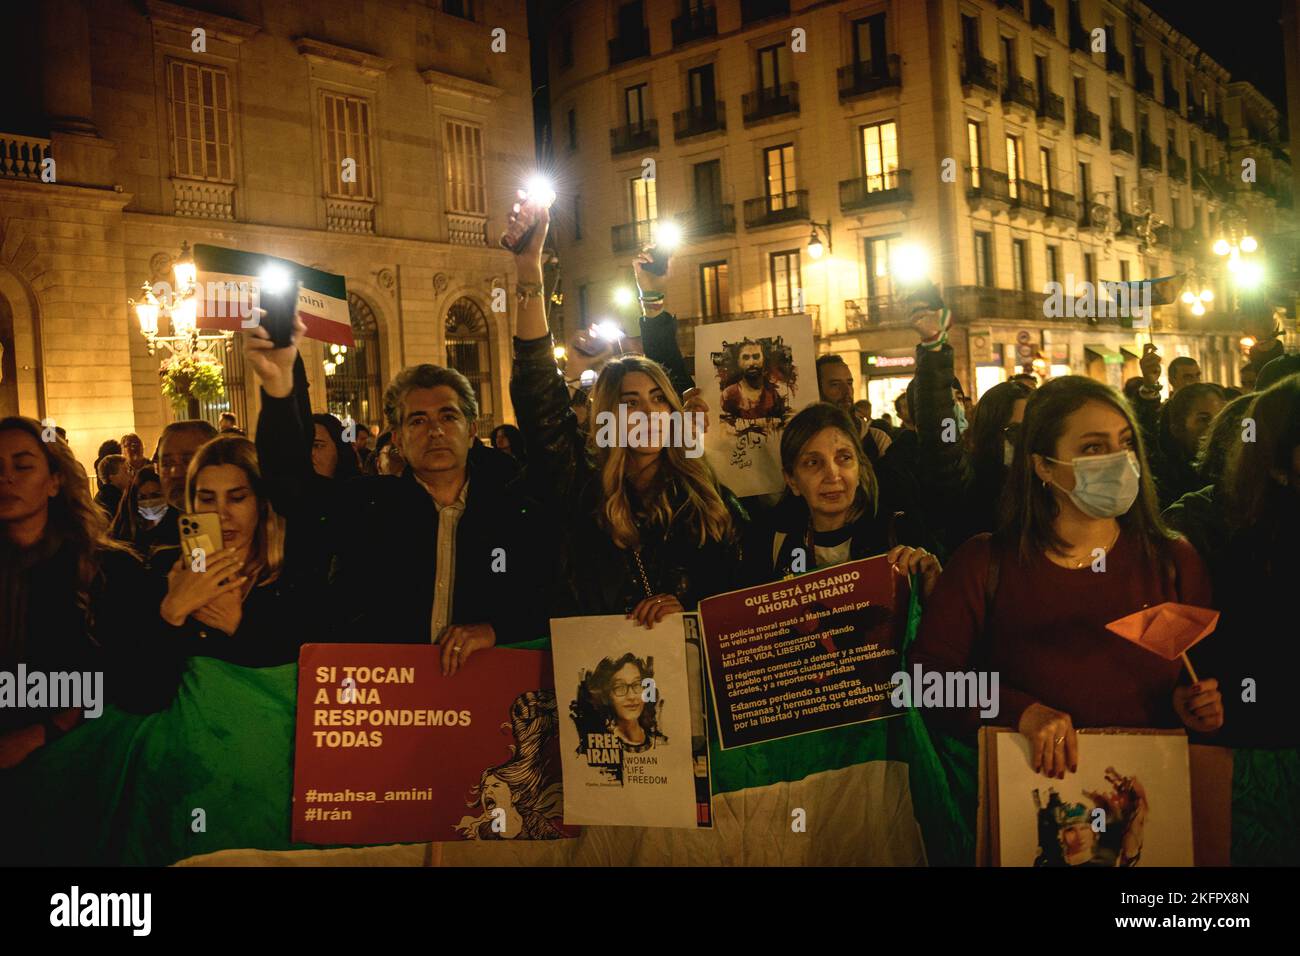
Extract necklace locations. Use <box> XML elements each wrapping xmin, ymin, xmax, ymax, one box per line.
<box><xmin>1057</xmin><ymin>525</ymin><xmax>1121</xmax><ymax>568</ymax></box>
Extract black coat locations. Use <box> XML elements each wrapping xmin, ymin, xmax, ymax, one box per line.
<box><xmin>254</xmin><ymin>360</ymin><xmax>546</xmax><ymax>646</ymax></box>
<box><xmin>150</xmin><ymin>545</ymin><xmax>326</xmax><ymax>668</ymax></box>
<box><xmin>0</xmin><ymin>540</ymin><xmax>180</xmax><ymax>730</ymax></box>
<box><xmin>510</xmin><ymin>332</ymin><xmax>747</xmax><ymax>616</ymax></box>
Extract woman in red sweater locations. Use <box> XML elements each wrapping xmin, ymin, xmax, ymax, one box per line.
<box><xmin>910</xmin><ymin>376</ymin><xmax>1223</xmax><ymax>779</ymax></box>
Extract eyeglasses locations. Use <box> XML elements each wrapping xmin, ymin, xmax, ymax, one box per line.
<box><xmin>610</xmin><ymin>681</ymin><xmax>642</xmax><ymax>698</ymax></box>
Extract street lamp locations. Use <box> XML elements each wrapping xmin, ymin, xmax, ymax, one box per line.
<box><xmin>806</xmin><ymin>220</ymin><xmax>832</xmax><ymax>260</ymax></box>
<box><xmin>129</xmin><ymin>241</ymin><xmax>232</xmax><ymax>360</ymax></box>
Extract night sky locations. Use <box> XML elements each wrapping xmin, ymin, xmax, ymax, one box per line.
<box><xmin>1142</xmin><ymin>0</ymin><xmax>1288</xmax><ymax>120</ymax></box>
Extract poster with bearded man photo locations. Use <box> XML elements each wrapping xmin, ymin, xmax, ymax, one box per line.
<box><xmin>694</xmin><ymin>313</ymin><xmax>816</xmax><ymax>497</ymax></box>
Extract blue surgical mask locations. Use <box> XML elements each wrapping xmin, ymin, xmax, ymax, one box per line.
<box><xmin>1046</xmin><ymin>450</ymin><xmax>1141</xmax><ymax>519</ymax></box>
<box><xmin>954</xmin><ymin>402</ymin><xmax>969</xmax><ymax>435</ymax></box>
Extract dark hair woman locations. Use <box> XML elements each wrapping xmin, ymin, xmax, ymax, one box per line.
<box><xmin>0</xmin><ymin>417</ymin><xmax>177</xmax><ymax>770</ymax></box>
<box><xmin>910</xmin><ymin>377</ymin><xmax>1222</xmax><ymax>779</ymax></box>
<box><xmin>1161</xmin><ymin>393</ymin><xmax>1253</xmax><ymax>562</ymax></box>
<box><xmin>1149</xmin><ymin>383</ymin><xmax>1226</xmax><ymax>508</ymax></box>
<box><xmin>310</xmin><ymin>413</ymin><xmax>360</xmax><ymax>481</ymax></box>
<box><xmin>490</xmin><ymin>424</ymin><xmax>527</xmax><ymax>465</ymax></box>
<box><xmin>903</xmin><ymin>294</ymin><xmax>1029</xmax><ymax>556</ymax></box>
<box><xmin>109</xmin><ymin>466</ymin><xmax>171</xmax><ymax>560</ymax></box>
<box><xmin>740</xmin><ymin>402</ymin><xmax>940</xmax><ymax>593</ymax></box>
<box><xmin>508</xmin><ymin>198</ymin><xmax>745</xmax><ymax>627</ymax></box>
<box><xmin>1192</xmin><ymin>375</ymin><xmax>1300</xmax><ymax>748</ymax></box>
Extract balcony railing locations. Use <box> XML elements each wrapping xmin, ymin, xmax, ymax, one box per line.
<box><xmin>741</xmin><ymin>0</ymin><xmax>789</xmax><ymax>25</ymax></box>
<box><xmin>743</xmin><ymin>189</ymin><xmax>809</xmax><ymax>227</ymax></box>
<box><xmin>1009</xmin><ymin>178</ymin><xmax>1045</xmax><ymax>212</ymax></box>
<box><xmin>1164</xmin><ymin>85</ymin><xmax>1181</xmax><ymax>113</ymax></box>
<box><xmin>677</xmin><ymin>304</ymin><xmax>820</xmax><ymax>351</ymax></box>
<box><xmin>1167</xmin><ymin>151</ymin><xmax>1188</xmax><ymax>180</ymax></box>
<box><xmin>743</xmin><ymin>83</ymin><xmax>799</xmax><ymax>124</ymax></box>
<box><xmin>671</xmin><ymin>4</ymin><xmax>717</xmax><ymax>46</ymax></box>
<box><xmin>1135</xmin><ymin>66</ymin><xmax>1155</xmax><ymax>97</ymax></box>
<box><xmin>1191</xmin><ymin>165</ymin><xmax>1210</xmax><ymax>194</ymax></box>
<box><xmin>175</xmin><ymin>179</ymin><xmax>236</xmax><ymax>221</ymax></box>
<box><xmin>673</xmin><ymin>102</ymin><xmax>725</xmax><ymax>140</ymax></box>
<box><xmin>1075</xmin><ymin>108</ymin><xmax>1101</xmax><ymax>139</ymax></box>
<box><xmin>1047</xmin><ymin>189</ymin><xmax>1077</xmax><ymax>221</ymax></box>
<box><xmin>837</xmin><ymin>55</ymin><xmax>901</xmax><ymax>100</ymax></box>
<box><xmin>1188</xmin><ymin>101</ymin><xmax>1206</xmax><ymax>124</ymax></box>
<box><xmin>1037</xmin><ymin>90</ymin><xmax>1066</xmax><ymax>123</ymax></box>
<box><xmin>1077</xmin><ymin>202</ymin><xmax>1106</xmax><ymax>229</ymax></box>
<box><xmin>445</xmin><ymin>212</ymin><xmax>486</xmax><ymax>245</ymax></box>
<box><xmin>1003</xmin><ymin>75</ymin><xmax>1038</xmax><ymax>110</ymax></box>
<box><xmin>612</xmin><ymin>218</ymin><xmax>657</xmax><ymax>254</ymax></box>
<box><xmin>1116</xmin><ymin>210</ymin><xmax>1138</xmax><ymax>237</ymax></box>
<box><xmin>686</xmin><ymin>203</ymin><xmax>736</xmax><ymax>237</ymax></box>
<box><xmin>844</xmin><ymin>296</ymin><xmax>912</xmax><ymax>330</ymax></box>
<box><xmin>968</xmin><ymin>167</ymin><xmax>1010</xmax><ymax>203</ymax></box>
<box><xmin>1110</xmin><ymin>124</ymin><xmax>1134</xmax><ymax>155</ymax></box>
<box><xmin>610</xmin><ymin>119</ymin><xmax>659</xmax><ymax>154</ymax></box>
<box><xmin>1139</xmin><ymin>136</ymin><xmax>1163</xmax><ymax>171</ymax></box>
<box><xmin>1171</xmin><ymin>227</ymin><xmax>1200</xmax><ymax>254</ymax></box>
<box><xmin>962</xmin><ymin>53</ymin><xmax>999</xmax><ymax>92</ymax></box>
<box><xmin>1030</xmin><ymin>0</ymin><xmax>1056</xmax><ymax>32</ymax></box>
<box><xmin>0</xmin><ymin>133</ymin><xmax>51</xmax><ymax>181</ymax></box>
<box><xmin>839</xmin><ymin>169</ymin><xmax>912</xmax><ymax>211</ymax></box>
<box><xmin>945</xmin><ymin>286</ymin><xmax>1052</xmax><ymax>325</ymax></box>
<box><xmin>1105</xmin><ymin>48</ymin><xmax>1125</xmax><ymax>76</ymax></box>
<box><xmin>608</xmin><ymin>28</ymin><xmax>650</xmax><ymax>66</ymax></box>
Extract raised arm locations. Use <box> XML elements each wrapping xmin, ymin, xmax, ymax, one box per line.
<box><xmin>634</xmin><ymin>249</ymin><xmax>695</xmax><ymax>397</ymax></box>
<box><xmin>246</xmin><ymin>316</ymin><xmax>314</xmax><ymax>514</ymax></box>
<box><xmin>506</xmin><ymin>200</ymin><xmax>591</xmax><ymax>505</ymax></box>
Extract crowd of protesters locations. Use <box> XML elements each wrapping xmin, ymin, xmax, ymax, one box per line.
<box><xmin>2</xmin><ymin>192</ymin><xmax>1297</xmax><ymax>792</ymax></box>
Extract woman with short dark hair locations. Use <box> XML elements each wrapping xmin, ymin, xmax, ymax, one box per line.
<box><xmin>910</xmin><ymin>377</ymin><xmax>1222</xmax><ymax>778</ymax></box>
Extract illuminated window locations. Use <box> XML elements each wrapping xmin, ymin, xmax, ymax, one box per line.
<box><xmin>860</xmin><ymin>121</ymin><xmax>899</xmax><ymax>192</ymax></box>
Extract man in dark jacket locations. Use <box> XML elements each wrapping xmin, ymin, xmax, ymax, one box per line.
<box><xmin>246</xmin><ymin>319</ymin><xmax>550</xmax><ymax>672</ymax></box>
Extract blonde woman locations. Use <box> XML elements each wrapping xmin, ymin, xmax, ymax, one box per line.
<box><xmin>507</xmin><ymin>200</ymin><xmax>745</xmax><ymax>625</ymax></box>
<box><xmin>157</xmin><ymin>434</ymin><xmax>316</xmax><ymax>666</ymax></box>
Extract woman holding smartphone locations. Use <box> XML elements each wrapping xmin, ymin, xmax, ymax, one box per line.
<box><xmin>157</xmin><ymin>434</ymin><xmax>320</xmax><ymax>666</ymax></box>
<box><xmin>506</xmin><ymin>196</ymin><xmax>745</xmax><ymax>625</ymax></box>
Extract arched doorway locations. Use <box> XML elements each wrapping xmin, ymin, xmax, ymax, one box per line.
<box><xmin>0</xmin><ymin>293</ymin><xmax>18</xmax><ymax>417</ymax></box>
<box><xmin>326</xmin><ymin>292</ymin><xmax>384</xmax><ymax>428</ymax></box>
<box><xmin>444</xmin><ymin>296</ymin><xmax>494</xmax><ymax>434</ymax></box>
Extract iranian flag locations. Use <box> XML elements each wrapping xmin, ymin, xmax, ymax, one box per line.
<box><xmin>193</xmin><ymin>244</ymin><xmax>353</xmax><ymax>347</ymax></box>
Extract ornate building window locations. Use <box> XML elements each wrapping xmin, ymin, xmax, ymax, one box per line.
<box><xmin>326</xmin><ymin>293</ymin><xmax>384</xmax><ymax>429</ymax></box>
<box><xmin>444</xmin><ymin>297</ymin><xmax>494</xmax><ymax>434</ymax></box>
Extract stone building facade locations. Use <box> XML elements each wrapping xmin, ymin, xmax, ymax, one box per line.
<box><xmin>544</xmin><ymin>0</ymin><xmax>1295</xmax><ymax>413</ymax></box>
<box><xmin>0</xmin><ymin>0</ymin><xmax>536</xmax><ymax>467</ymax></box>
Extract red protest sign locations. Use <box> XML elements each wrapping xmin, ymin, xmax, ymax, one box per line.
<box><xmin>291</xmin><ymin>643</ymin><xmax>577</xmax><ymax>845</ymax></box>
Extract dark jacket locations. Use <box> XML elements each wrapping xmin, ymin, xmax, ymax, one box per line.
<box><xmin>1161</xmin><ymin>484</ymin><xmax>1227</xmax><ymax>571</ymax></box>
<box><xmin>906</xmin><ymin>342</ymin><xmax>991</xmax><ymax>558</ymax></box>
<box><xmin>510</xmin><ymin>331</ymin><xmax>746</xmax><ymax>616</ymax></box>
<box><xmin>1132</xmin><ymin>392</ymin><xmax>1203</xmax><ymax>508</ymax></box>
<box><xmin>255</xmin><ymin>359</ymin><xmax>546</xmax><ymax>646</ymax></box>
<box><xmin>740</xmin><ymin>496</ymin><xmax>928</xmax><ymax>586</ymax></box>
<box><xmin>151</xmin><ymin>544</ymin><xmax>326</xmax><ymax>668</ymax></box>
<box><xmin>94</xmin><ymin>485</ymin><xmax>123</xmax><ymax>521</ymax></box>
<box><xmin>1</xmin><ymin>539</ymin><xmax>181</xmax><ymax>731</ymax></box>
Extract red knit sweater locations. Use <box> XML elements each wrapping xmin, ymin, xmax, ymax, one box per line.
<box><xmin>910</xmin><ymin>530</ymin><xmax>1212</xmax><ymax>734</ymax></box>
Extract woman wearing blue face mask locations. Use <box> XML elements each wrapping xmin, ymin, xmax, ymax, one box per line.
<box><xmin>109</xmin><ymin>467</ymin><xmax>172</xmax><ymax>561</ymax></box>
<box><xmin>910</xmin><ymin>376</ymin><xmax>1223</xmax><ymax>780</ymax></box>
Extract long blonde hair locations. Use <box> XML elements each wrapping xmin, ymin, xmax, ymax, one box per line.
<box><xmin>588</xmin><ymin>355</ymin><xmax>732</xmax><ymax>550</ymax></box>
<box><xmin>184</xmin><ymin>435</ymin><xmax>285</xmax><ymax>585</ymax></box>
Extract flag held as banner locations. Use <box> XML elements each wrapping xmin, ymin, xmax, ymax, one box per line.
<box><xmin>193</xmin><ymin>244</ymin><xmax>353</xmax><ymax>347</ymax></box>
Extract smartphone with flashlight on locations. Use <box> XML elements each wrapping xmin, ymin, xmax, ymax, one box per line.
<box><xmin>640</xmin><ymin>222</ymin><xmax>683</xmax><ymax>276</ymax></box>
<box><xmin>256</xmin><ymin>273</ymin><xmax>301</xmax><ymax>349</ymax></box>
<box><xmin>500</xmin><ymin>176</ymin><xmax>556</xmax><ymax>255</ymax></box>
